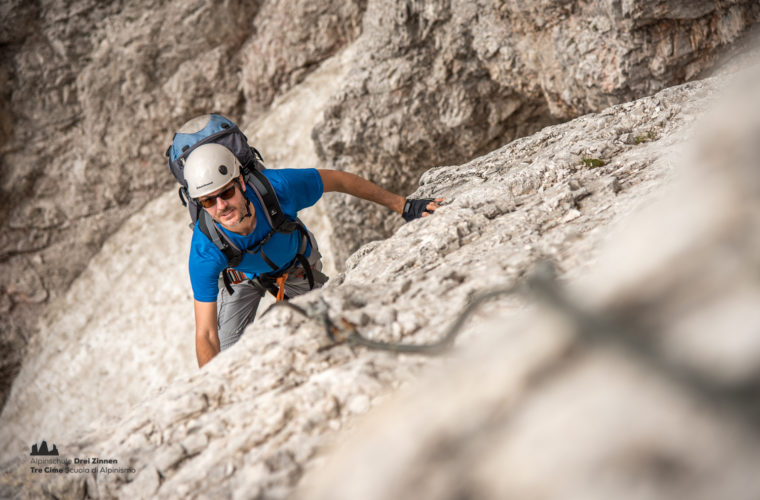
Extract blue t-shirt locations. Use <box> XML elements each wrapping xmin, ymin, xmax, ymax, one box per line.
<box><xmin>189</xmin><ymin>168</ymin><xmax>324</xmax><ymax>302</ymax></box>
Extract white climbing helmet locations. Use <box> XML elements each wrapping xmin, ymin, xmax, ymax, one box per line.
<box><xmin>184</xmin><ymin>143</ymin><xmax>241</xmax><ymax>198</ymax></box>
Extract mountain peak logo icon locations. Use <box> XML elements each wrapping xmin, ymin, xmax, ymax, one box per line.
<box><xmin>30</xmin><ymin>440</ymin><xmax>59</xmax><ymax>456</ymax></box>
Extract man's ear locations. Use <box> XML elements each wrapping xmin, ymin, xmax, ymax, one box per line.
<box><xmin>238</xmin><ymin>174</ymin><xmax>246</xmax><ymax>191</ymax></box>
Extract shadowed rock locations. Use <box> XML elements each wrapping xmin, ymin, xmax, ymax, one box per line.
<box><xmin>4</xmin><ymin>47</ymin><xmax>758</xmax><ymax>499</ymax></box>
<box><xmin>312</xmin><ymin>0</ymin><xmax>760</xmax><ymax>264</ymax></box>
<box><xmin>0</xmin><ymin>0</ymin><xmax>366</xmax><ymax>412</ymax></box>
<box><xmin>295</xmin><ymin>63</ymin><xmax>760</xmax><ymax>500</ymax></box>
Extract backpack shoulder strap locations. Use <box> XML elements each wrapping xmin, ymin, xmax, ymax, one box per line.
<box><xmin>243</xmin><ymin>169</ymin><xmax>286</xmax><ymax>230</ymax></box>
<box><xmin>244</xmin><ymin>169</ymin><xmax>302</xmax><ymax>234</ymax></box>
<box><xmin>198</xmin><ymin>210</ymin><xmax>243</xmax><ymax>268</ymax></box>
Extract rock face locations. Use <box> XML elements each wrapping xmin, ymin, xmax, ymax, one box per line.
<box><xmin>0</xmin><ymin>47</ymin><xmax>354</xmax><ymax>453</ymax></box>
<box><xmin>0</xmin><ymin>190</ymin><xmax>198</xmax><ymax>454</ymax></box>
<box><xmin>240</xmin><ymin>0</ymin><xmax>366</xmax><ymax>117</ymax></box>
<box><xmin>4</xmin><ymin>55</ymin><xmax>758</xmax><ymax>498</ymax></box>
<box><xmin>2</xmin><ymin>1</ymin><xmax>756</xmax><ymax>395</ymax></box>
<box><xmin>0</xmin><ymin>0</ymin><xmax>365</xmax><ymax>410</ymax></box>
<box><xmin>0</xmin><ymin>2</ymin><xmax>758</xmax><ymax>495</ymax></box>
<box><xmin>1</xmin><ymin>1</ymin><xmax>757</xmax><ymax>416</ymax></box>
<box><xmin>295</xmin><ymin>65</ymin><xmax>760</xmax><ymax>500</ymax></box>
<box><xmin>312</xmin><ymin>0</ymin><xmax>760</xmax><ymax>264</ymax></box>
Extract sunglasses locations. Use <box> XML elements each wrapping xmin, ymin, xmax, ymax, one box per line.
<box><xmin>198</xmin><ymin>182</ymin><xmax>237</xmax><ymax>208</ymax></box>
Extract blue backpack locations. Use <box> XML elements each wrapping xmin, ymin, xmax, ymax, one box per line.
<box><xmin>166</xmin><ymin>114</ymin><xmax>315</xmax><ymax>295</ymax></box>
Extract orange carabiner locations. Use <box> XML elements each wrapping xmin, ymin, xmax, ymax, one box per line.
<box><xmin>275</xmin><ymin>273</ymin><xmax>289</xmax><ymax>302</ymax></box>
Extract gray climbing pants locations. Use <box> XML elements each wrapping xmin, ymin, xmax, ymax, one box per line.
<box><xmin>216</xmin><ymin>236</ymin><xmax>328</xmax><ymax>351</ymax></box>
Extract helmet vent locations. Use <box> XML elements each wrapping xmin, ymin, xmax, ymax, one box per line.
<box><xmin>218</xmin><ymin>165</ymin><xmax>228</xmax><ymax>175</ymax></box>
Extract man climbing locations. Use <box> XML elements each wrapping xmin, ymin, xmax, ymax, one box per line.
<box><xmin>183</xmin><ymin>141</ymin><xmax>442</xmax><ymax>367</ymax></box>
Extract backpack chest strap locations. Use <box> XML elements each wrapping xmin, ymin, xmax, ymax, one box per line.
<box><xmin>249</xmin><ymin>223</ymin><xmax>311</xmax><ymax>272</ymax></box>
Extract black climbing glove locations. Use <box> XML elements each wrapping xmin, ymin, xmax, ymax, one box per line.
<box><xmin>402</xmin><ymin>198</ymin><xmax>436</xmax><ymax>222</ymax></box>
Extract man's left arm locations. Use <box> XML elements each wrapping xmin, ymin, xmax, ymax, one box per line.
<box><xmin>318</xmin><ymin>169</ymin><xmax>442</xmax><ymax>218</ymax></box>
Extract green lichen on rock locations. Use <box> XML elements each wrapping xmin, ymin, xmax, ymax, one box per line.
<box><xmin>634</xmin><ymin>130</ymin><xmax>658</xmax><ymax>144</ymax></box>
<box><xmin>581</xmin><ymin>158</ymin><xmax>606</xmax><ymax>168</ymax></box>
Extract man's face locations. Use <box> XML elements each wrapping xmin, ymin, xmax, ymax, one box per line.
<box><xmin>198</xmin><ymin>176</ymin><xmax>248</xmax><ymax>230</ymax></box>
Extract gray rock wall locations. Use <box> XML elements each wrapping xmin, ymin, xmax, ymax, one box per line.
<box><xmin>240</xmin><ymin>0</ymin><xmax>366</xmax><ymax>116</ymax></box>
<box><xmin>0</xmin><ymin>3</ymin><xmax>757</xmax><ymax>489</ymax></box>
<box><xmin>3</xmin><ymin>57</ymin><xmax>755</xmax><ymax>498</ymax></box>
<box><xmin>0</xmin><ymin>0</ymin><xmax>365</xmax><ymax>410</ymax></box>
<box><xmin>312</xmin><ymin>0</ymin><xmax>760</xmax><ymax>265</ymax></box>
<box><xmin>0</xmin><ymin>48</ymin><xmax>354</xmax><ymax>454</ymax></box>
<box><xmin>297</xmin><ymin>64</ymin><xmax>760</xmax><ymax>500</ymax></box>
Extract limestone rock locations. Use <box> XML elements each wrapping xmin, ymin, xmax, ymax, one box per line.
<box><xmin>295</xmin><ymin>64</ymin><xmax>760</xmax><ymax>500</ymax></box>
<box><xmin>1</xmin><ymin>0</ymin><xmax>756</xmax><ymax>418</ymax></box>
<box><xmin>3</xmin><ymin>53</ymin><xmax>755</xmax><ymax>498</ymax></box>
<box><xmin>312</xmin><ymin>0</ymin><xmax>760</xmax><ymax>265</ymax></box>
<box><xmin>0</xmin><ymin>0</ymin><xmax>363</xmax><ymax>411</ymax></box>
<box><xmin>0</xmin><ymin>47</ymin><xmax>356</xmax><ymax>455</ymax></box>
<box><xmin>1</xmin><ymin>2</ymin><xmax>759</xmax><ymax>497</ymax></box>
<box><xmin>240</xmin><ymin>0</ymin><xmax>366</xmax><ymax>117</ymax></box>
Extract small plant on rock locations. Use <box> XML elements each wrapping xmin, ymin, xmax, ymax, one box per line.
<box><xmin>581</xmin><ymin>158</ymin><xmax>605</xmax><ymax>168</ymax></box>
<box><xmin>634</xmin><ymin>130</ymin><xmax>658</xmax><ymax>144</ymax></box>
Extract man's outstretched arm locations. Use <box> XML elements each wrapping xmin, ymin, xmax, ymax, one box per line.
<box><xmin>318</xmin><ymin>169</ymin><xmax>442</xmax><ymax>218</ymax></box>
<box><xmin>194</xmin><ymin>300</ymin><xmax>220</xmax><ymax>367</ymax></box>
